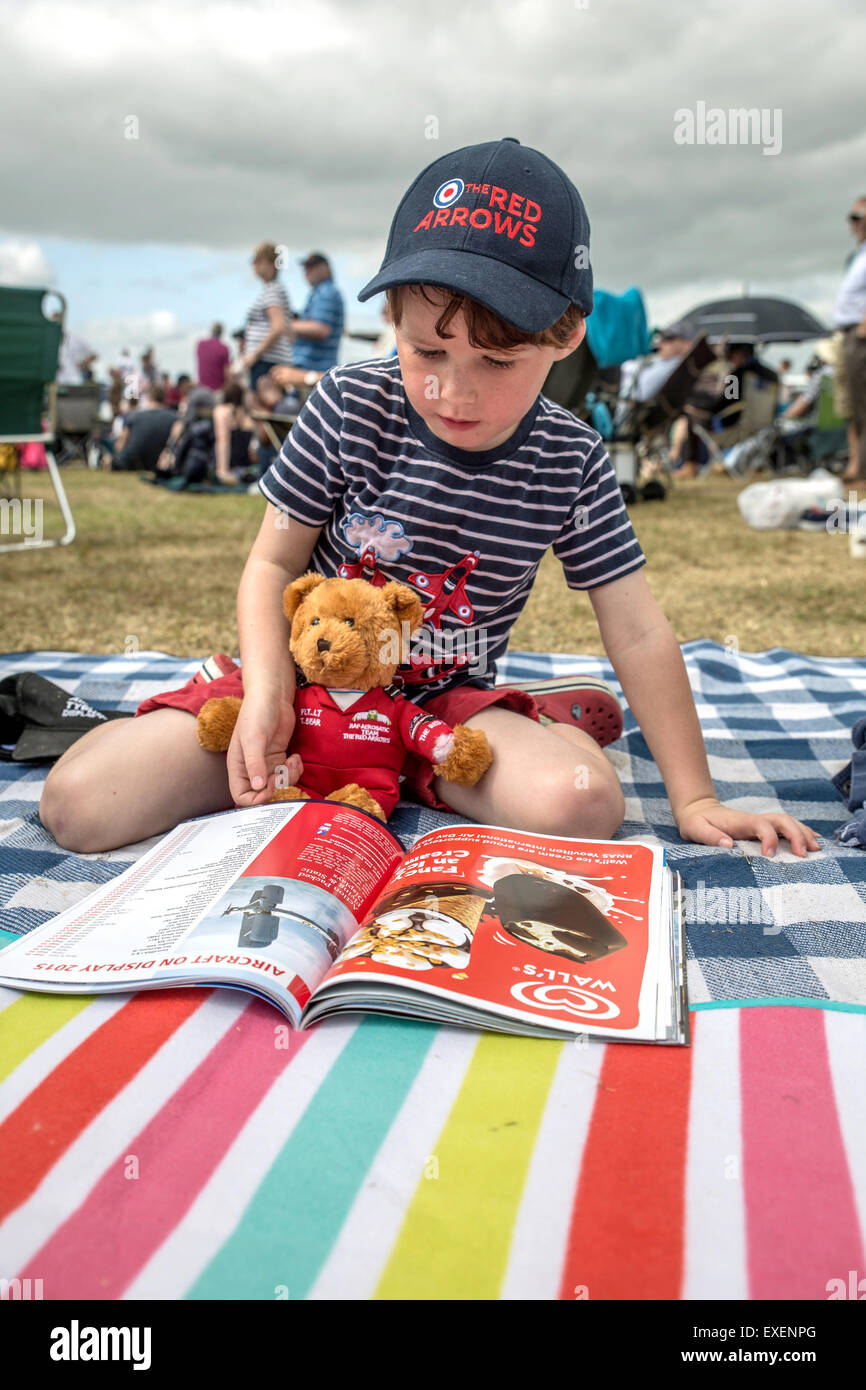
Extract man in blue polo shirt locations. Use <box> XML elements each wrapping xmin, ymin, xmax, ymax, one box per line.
<box><xmin>269</xmin><ymin>252</ymin><xmax>344</xmax><ymax>393</ymax></box>
<box><xmin>295</xmin><ymin>252</ymin><xmax>344</xmax><ymax>368</ymax></box>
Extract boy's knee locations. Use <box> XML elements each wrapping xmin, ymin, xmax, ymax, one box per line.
<box><xmin>587</xmin><ymin>773</ymin><xmax>626</xmax><ymax>839</ymax></box>
<box><xmin>535</xmin><ymin>758</ymin><xmax>625</xmax><ymax>839</ymax></box>
<box><xmin>39</xmin><ymin>762</ymin><xmax>104</xmax><ymax>854</ymax></box>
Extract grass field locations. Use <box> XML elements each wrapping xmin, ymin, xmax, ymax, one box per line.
<box><xmin>1</xmin><ymin>467</ymin><xmax>861</xmax><ymax>659</ymax></box>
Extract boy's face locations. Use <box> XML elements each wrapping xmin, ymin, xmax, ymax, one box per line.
<box><xmin>395</xmin><ymin>288</ymin><xmax>585</xmax><ymax>452</ymax></box>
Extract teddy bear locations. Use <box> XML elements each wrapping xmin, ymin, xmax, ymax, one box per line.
<box><xmin>196</xmin><ymin>572</ymin><xmax>493</xmax><ymax>821</ymax></box>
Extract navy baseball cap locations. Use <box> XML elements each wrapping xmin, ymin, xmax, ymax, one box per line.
<box><xmin>357</xmin><ymin>137</ymin><xmax>593</xmax><ymax>331</ymax></box>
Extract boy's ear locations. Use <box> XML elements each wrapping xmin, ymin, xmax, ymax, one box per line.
<box><xmin>551</xmin><ymin>317</ymin><xmax>587</xmax><ymax>362</ymax></box>
<box><xmin>381</xmin><ymin>581</ymin><xmax>424</xmax><ymax>638</ymax></box>
<box><xmin>283</xmin><ymin>571</ymin><xmax>326</xmax><ymax>624</ymax></box>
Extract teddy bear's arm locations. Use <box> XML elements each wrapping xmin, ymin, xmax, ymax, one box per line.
<box><xmin>395</xmin><ymin>697</ymin><xmax>492</xmax><ymax>787</ymax></box>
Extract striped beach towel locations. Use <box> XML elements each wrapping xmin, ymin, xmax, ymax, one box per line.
<box><xmin>1</xmin><ymin>995</ymin><xmax>862</xmax><ymax>1299</ymax></box>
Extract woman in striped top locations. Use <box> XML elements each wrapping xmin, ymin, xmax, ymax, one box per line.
<box><xmin>240</xmin><ymin>242</ymin><xmax>295</xmax><ymax>388</ymax></box>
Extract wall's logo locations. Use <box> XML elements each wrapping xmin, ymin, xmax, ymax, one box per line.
<box><xmin>433</xmin><ymin>178</ymin><xmax>465</xmax><ymax>208</ymax></box>
<box><xmin>510</xmin><ymin>980</ymin><xmax>620</xmax><ymax>1021</ymax></box>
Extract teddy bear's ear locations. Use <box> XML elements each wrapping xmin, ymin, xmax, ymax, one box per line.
<box><xmin>282</xmin><ymin>571</ymin><xmax>326</xmax><ymax>624</ymax></box>
<box><xmin>381</xmin><ymin>581</ymin><xmax>424</xmax><ymax>641</ymax></box>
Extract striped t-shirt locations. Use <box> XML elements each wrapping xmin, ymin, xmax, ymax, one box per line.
<box><xmin>245</xmin><ymin>278</ymin><xmax>294</xmax><ymax>364</ymax></box>
<box><xmin>258</xmin><ymin>355</ymin><xmax>646</xmax><ymax>703</ymax></box>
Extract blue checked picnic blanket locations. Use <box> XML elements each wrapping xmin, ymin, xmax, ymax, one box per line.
<box><xmin>1</xmin><ymin>643</ymin><xmax>865</xmax><ymax>1012</ymax></box>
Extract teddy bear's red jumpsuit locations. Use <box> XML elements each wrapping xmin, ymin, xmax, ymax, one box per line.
<box><xmin>290</xmin><ymin>684</ymin><xmax>457</xmax><ymax>818</ymax></box>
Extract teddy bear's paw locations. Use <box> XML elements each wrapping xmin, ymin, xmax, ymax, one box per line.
<box><xmin>196</xmin><ymin>696</ymin><xmax>243</xmax><ymax>752</ymax></box>
<box><xmin>326</xmin><ymin>784</ymin><xmax>387</xmax><ymax>820</ymax></box>
<box><xmin>271</xmin><ymin>786</ymin><xmax>309</xmax><ymax>803</ymax></box>
<box><xmin>436</xmin><ymin>724</ymin><xmax>493</xmax><ymax>785</ymax></box>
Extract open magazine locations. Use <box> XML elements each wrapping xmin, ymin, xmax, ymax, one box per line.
<box><xmin>0</xmin><ymin>801</ymin><xmax>689</xmax><ymax>1044</ymax></box>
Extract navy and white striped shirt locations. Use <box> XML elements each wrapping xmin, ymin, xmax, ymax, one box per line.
<box><xmin>258</xmin><ymin>355</ymin><xmax>645</xmax><ymax>703</ymax></box>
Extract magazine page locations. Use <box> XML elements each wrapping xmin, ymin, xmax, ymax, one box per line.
<box><xmin>303</xmin><ymin>823</ymin><xmax>678</xmax><ymax>1041</ymax></box>
<box><xmin>0</xmin><ymin>800</ymin><xmax>404</xmax><ymax>1027</ymax></box>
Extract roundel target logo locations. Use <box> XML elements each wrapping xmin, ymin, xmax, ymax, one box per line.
<box><xmin>433</xmin><ymin>178</ymin><xmax>465</xmax><ymax>208</ymax></box>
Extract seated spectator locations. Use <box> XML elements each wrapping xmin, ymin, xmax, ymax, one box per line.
<box><xmin>632</xmin><ymin>323</ymin><xmax>693</xmax><ymax>401</ymax></box>
<box><xmin>255</xmin><ymin>373</ymin><xmax>298</xmax><ymax>417</ymax></box>
<box><xmin>671</xmin><ymin>341</ymin><xmax>779</xmax><ymax>477</ymax></box>
<box><xmin>782</xmin><ymin>353</ymin><xmax>833</xmax><ymax>422</ymax></box>
<box><xmin>109</xmin><ymin>384</ymin><xmax>177</xmax><ymax>471</ymax></box>
<box><xmin>154</xmin><ymin>386</ymin><xmax>215</xmax><ymax>478</ymax></box>
<box><xmin>213</xmin><ymin>382</ymin><xmax>258</xmax><ymax>485</ymax></box>
<box><xmin>55</xmin><ymin>323</ymin><xmax>98</xmax><ymax>385</ymax></box>
<box><xmin>698</xmin><ymin>342</ymin><xmax>779</xmax><ymax>428</ymax></box>
<box><xmin>157</xmin><ymin>415</ymin><xmax>215</xmax><ymax>487</ymax></box>
<box><xmin>196</xmin><ymin>323</ymin><xmax>231</xmax><ymax>391</ymax></box>
<box><xmin>166</xmin><ymin>374</ymin><xmax>192</xmax><ymax>408</ymax></box>
<box><xmin>268</xmin><ymin>251</ymin><xmax>344</xmax><ymax>392</ymax></box>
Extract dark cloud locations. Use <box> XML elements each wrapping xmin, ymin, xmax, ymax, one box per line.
<box><xmin>1</xmin><ymin>0</ymin><xmax>864</xmax><ymax>302</ymax></box>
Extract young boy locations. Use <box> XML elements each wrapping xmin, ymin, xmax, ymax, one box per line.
<box><xmin>40</xmin><ymin>138</ymin><xmax>819</xmax><ymax>860</ymax></box>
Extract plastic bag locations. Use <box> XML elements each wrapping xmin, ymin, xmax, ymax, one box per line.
<box><xmin>737</xmin><ymin>468</ymin><xmax>845</xmax><ymax>530</ymax></box>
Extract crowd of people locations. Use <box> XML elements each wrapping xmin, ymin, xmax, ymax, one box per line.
<box><xmin>49</xmin><ymin>195</ymin><xmax>866</xmax><ymax>489</ymax></box>
<box><xmin>612</xmin><ymin>194</ymin><xmax>866</xmax><ymax>481</ymax></box>
<box><xmin>54</xmin><ymin>244</ymin><xmax>355</xmax><ymax>488</ymax></box>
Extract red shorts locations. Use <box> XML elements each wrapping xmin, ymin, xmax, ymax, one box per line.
<box><xmin>134</xmin><ymin>665</ymin><xmax>540</xmax><ymax>813</ymax></box>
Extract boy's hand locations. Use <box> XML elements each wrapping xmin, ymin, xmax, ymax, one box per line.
<box><xmin>676</xmin><ymin>796</ymin><xmax>821</xmax><ymax>858</ymax></box>
<box><xmin>227</xmin><ymin>694</ymin><xmax>300</xmax><ymax>807</ymax></box>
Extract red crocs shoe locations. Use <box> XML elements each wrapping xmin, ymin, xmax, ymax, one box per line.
<box><xmin>189</xmin><ymin>653</ymin><xmax>240</xmax><ymax>686</ymax></box>
<box><xmin>509</xmin><ymin>674</ymin><xmax>624</xmax><ymax>748</ymax></box>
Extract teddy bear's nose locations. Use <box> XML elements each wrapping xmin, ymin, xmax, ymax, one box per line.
<box><xmin>317</xmin><ymin>638</ymin><xmax>331</xmax><ymax>653</ymax></box>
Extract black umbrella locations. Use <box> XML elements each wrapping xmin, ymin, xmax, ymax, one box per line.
<box><xmin>677</xmin><ymin>296</ymin><xmax>827</xmax><ymax>345</ymax></box>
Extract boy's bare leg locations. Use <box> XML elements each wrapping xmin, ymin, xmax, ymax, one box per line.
<box><xmin>431</xmin><ymin>707</ymin><xmax>625</xmax><ymax>838</ymax></box>
<box><xmin>39</xmin><ymin>709</ymin><xmax>234</xmax><ymax>854</ymax></box>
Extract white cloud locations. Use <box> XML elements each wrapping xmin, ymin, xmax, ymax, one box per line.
<box><xmin>71</xmin><ymin>310</ymin><xmax>190</xmax><ymax>375</ymax></box>
<box><xmin>0</xmin><ymin>238</ymin><xmax>54</xmax><ymax>286</ymax></box>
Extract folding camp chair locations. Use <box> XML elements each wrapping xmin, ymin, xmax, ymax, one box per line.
<box><xmin>251</xmin><ymin>410</ymin><xmax>299</xmax><ymax>455</ymax></box>
<box><xmin>688</xmin><ymin>370</ymin><xmax>782</xmax><ymax>478</ymax></box>
<box><xmin>603</xmin><ymin>333</ymin><xmax>717</xmax><ymax>489</ymax></box>
<box><xmin>0</xmin><ymin>285</ymin><xmax>75</xmax><ymax>552</ymax></box>
<box><xmin>54</xmin><ymin>383</ymin><xmax>103</xmax><ymax>467</ymax></box>
<box><xmin>250</xmin><ymin>383</ymin><xmax>315</xmax><ymax>453</ymax></box>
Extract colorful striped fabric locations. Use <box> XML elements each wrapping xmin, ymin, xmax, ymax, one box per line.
<box><xmin>1</xmin><ymin>988</ymin><xmax>864</xmax><ymax>1300</ymax></box>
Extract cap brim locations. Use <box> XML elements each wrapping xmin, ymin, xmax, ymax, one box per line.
<box><xmin>357</xmin><ymin>248</ymin><xmax>581</xmax><ymax>332</ymax></box>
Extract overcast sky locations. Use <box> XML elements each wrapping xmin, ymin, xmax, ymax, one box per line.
<box><xmin>2</xmin><ymin>0</ymin><xmax>864</xmax><ymax>374</ymax></box>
